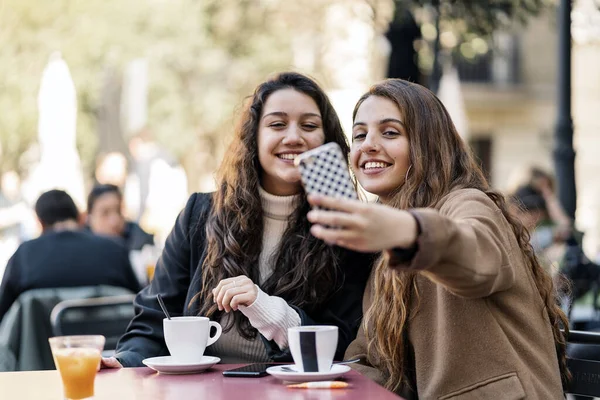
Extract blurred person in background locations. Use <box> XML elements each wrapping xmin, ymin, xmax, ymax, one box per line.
<box><xmin>0</xmin><ymin>189</ymin><xmax>140</xmax><ymax>322</ymax></box>
<box><xmin>94</xmin><ymin>152</ymin><xmax>140</xmax><ymax>223</ymax></box>
<box><xmin>510</xmin><ymin>185</ymin><xmax>556</xmax><ymax>253</ymax></box>
<box><xmin>508</xmin><ymin>167</ymin><xmax>575</xmax><ymax>276</ymax></box>
<box><xmin>528</xmin><ymin>167</ymin><xmax>573</xmax><ymax>241</ymax></box>
<box><xmin>508</xmin><ymin>166</ymin><xmax>573</xmax><ymax>242</ymax></box>
<box><xmin>87</xmin><ymin>184</ymin><xmax>154</xmax><ymax>251</ymax></box>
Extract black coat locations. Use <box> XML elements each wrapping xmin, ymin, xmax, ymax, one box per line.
<box><xmin>115</xmin><ymin>192</ymin><xmax>374</xmax><ymax>367</ymax></box>
<box><xmin>0</xmin><ymin>229</ymin><xmax>141</xmax><ymax>322</ymax></box>
<box><xmin>121</xmin><ymin>222</ymin><xmax>154</xmax><ymax>251</ymax></box>
<box><xmin>84</xmin><ymin>221</ymin><xmax>154</xmax><ymax>251</ymax></box>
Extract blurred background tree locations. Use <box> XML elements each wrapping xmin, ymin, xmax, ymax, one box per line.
<box><xmin>0</xmin><ymin>0</ymin><xmax>293</xmax><ymax>188</ymax></box>
<box><xmin>389</xmin><ymin>0</ymin><xmax>553</xmax><ymax>91</ymax></box>
<box><xmin>3</xmin><ymin>0</ymin><xmax>388</xmax><ymax>192</ymax></box>
<box><xmin>0</xmin><ymin>0</ymin><xmax>556</xmax><ymax>189</ymax></box>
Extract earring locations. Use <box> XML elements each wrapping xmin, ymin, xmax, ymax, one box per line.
<box><xmin>405</xmin><ymin>165</ymin><xmax>412</xmax><ymax>182</ymax></box>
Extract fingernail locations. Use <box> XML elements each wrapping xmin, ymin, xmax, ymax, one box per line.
<box><xmin>307</xmin><ymin>211</ymin><xmax>315</xmax><ymax>221</ymax></box>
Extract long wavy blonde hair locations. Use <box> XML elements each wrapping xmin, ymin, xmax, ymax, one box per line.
<box><xmin>355</xmin><ymin>80</ymin><xmax>570</xmax><ymax>392</ymax></box>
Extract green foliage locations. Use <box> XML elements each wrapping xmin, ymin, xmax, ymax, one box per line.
<box><xmin>390</xmin><ymin>0</ymin><xmax>552</xmax><ymax>76</ymax></box>
<box><xmin>0</xmin><ymin>0</ymin><xmax>296</xmax><ymax>185</ymax></box>
<box><xmin>0</xmin><ymin>0</ymin><xmax>551</xmax><ymax>186</ymax></box>
<box><xmin>395</xmin><ymin>0</ymin><xmax>551</xmax><ymax>37</ymax></box>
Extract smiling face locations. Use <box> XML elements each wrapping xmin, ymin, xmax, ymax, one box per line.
<box><xmin>351</xmin><ymin>95</ymin><xmax>411</xmax><ymax>203</ymax></box>
<box><xmin>258</xmin><ymin>88</ymin><xmax>325</xmax><ymax>196</ymax></box>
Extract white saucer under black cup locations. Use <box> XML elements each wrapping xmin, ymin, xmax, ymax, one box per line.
<box><xmin>266</xmin><ymin>364</ymin><xmax>350</xmax><ymax>382</ymax></box>
<box><xmin>142</xmin><ymin>355</ymin><xmax>220</xmax><ymax>374</ymax></box>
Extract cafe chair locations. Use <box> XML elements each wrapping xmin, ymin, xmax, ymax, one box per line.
<box><xmin>565</xmin><ymin>329</ymin><xmax>600</xmax><ymax>399</ymax></box>
<box><xmin>0</xmin><ymin>285</ymin><xmax>134</xmax><ymax>371</ymax></box>
<box><xmin>50</xmin><ymin>294</ymin><xmax>136</xmax><ymax>357</ymax></box>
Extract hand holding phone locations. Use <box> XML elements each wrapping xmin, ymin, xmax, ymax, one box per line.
<box><xmin>294</xmin><ymin>142</ymin><xmax>358</xmax><ymax>206</ymax></box>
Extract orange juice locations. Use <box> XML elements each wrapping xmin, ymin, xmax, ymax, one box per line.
<box><xmin>146</xmin><ymin>264</ymin><xmax>155</xmax><ymax>281</ymax></box>
<box><xmin>53</xmin><ymin>348</ymin><xmax>101</xmax><ymax>399</ymax></box>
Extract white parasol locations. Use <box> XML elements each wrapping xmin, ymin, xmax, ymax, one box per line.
<box><xmin>31</xmin><ymin>52</ymin><xmax>86</xmax><ymax>208</ymax></box>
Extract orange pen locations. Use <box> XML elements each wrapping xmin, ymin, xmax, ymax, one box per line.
<box><xmin>287</xmin><ymin>381</ymin><xmax>349</xmax><ymax>389</ymax></box>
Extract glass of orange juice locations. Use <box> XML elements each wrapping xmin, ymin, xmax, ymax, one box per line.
<box><xmin>146</xmin><ymin>264</ymin><xmax>156</xmax><ymax>282</ymax></box>
<box><xmin>48</xmin><ymin>335</ymin><xmax>105</xmax><ymax>400</ymax></box>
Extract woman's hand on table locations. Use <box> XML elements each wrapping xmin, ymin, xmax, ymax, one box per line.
<box><xmin>213</xmin><ymin>275</ymin><xmax>258</xmax><ymax>312</ymax></box>
<box><xmin>100</xmin><ymin>357</ymin><xmax>123</xmax><ymax>369</ymax></box>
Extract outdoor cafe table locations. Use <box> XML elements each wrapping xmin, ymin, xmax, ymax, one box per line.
<box><xmin>0</xmin><ymin>364</ymin><xmax>404</xmax><ymax>399</ymax></box>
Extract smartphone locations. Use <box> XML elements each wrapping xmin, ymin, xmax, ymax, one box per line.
<box><xmin>294</xmin><ymin>142</ymin><xmax>358</xmax><ymax>206</ymax></box>
<box><xmin>222</xmin><ymin>363</ymin><xmax>279</xmax><ymax>378</ymax></box>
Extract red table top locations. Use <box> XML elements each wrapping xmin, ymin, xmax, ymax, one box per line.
<box><xmin>0</xmin><ymin>364</ymin><xmax>403</xmax><ymax>399</ymax></box>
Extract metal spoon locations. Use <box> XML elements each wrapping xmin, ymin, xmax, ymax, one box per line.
<box><xmin>157</xmin><ymin>294</ymin><xmax>171</xmax><ymax>320</ymax></box>
<box><xmin>281</xmin><ymin>358</ymin><xmax>360</xmax><ymax>373</ymax></box>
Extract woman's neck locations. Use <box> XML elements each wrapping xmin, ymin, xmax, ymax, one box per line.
<box><xmin>258</xmin><ymin>186</ymin><xmax>298</xmax><ymax>221</ymax></box>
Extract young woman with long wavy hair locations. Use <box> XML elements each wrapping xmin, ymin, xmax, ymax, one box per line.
<box><xmin>102</xmin><ymin>72</ymin><xmax>373</xmax><ymax>368</ymax></box>
<box><xmin>307</xmin><ymin>79</ymin><xmax>568</xmax><ymax>399</ymax></box>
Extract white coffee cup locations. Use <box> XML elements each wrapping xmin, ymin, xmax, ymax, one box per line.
<box><xmin>163</xmin><ymin>316</ymin><xmax>222</xmax><ymax>363</ymax></box>
<box><xmin>288</xmin><ymin>325</ymin><xmax>338</xmax><ymax>372</ymax></box>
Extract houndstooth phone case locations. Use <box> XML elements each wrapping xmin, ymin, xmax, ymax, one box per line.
<box><xmin>294</xmin><ymin>142</ymin><xmax>358</xmax><ymax>203</ymax></box>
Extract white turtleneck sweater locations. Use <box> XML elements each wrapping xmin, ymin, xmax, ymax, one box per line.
<box><xmin>207</xmin><ymin>187</ymin><xmax>302</xmax><ymax>362</ymax></box>
<box><xmin>238</xmin><ymin>187</ymin><xmax>302</xmax><ymax>346</ymax></box>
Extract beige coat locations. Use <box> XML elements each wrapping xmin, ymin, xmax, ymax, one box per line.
<box><xmin>346</xmin><ymin>189</ymin><xmax>564</xmax><ymax>400</ymax></box>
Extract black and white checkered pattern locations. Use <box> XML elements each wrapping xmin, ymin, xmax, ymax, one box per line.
<box><xmin>297</xmin><ymin>143</ymin><xmax>357</xmax><ymax>200</ymax></box>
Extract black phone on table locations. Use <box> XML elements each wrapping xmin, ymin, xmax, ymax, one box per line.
<box><xmin>222</xmin><ymin>363</ymin><xmax>279</xmax><ymax>378</ymax></box>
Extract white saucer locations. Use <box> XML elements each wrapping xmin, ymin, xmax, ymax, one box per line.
<box><xmin>142</xmin><ymin>355</ymin><xmax>220</xmax><ymax>375</ymax></box>
<box><xmin>266</xmin><ymin>364</ymin><xmax>351</xmax><ymax>383</ymax></box>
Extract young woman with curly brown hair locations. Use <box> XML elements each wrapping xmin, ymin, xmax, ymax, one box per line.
<box><xmin>307</xmin><ymin>79</ymin><xmax>567</xmax><ymax>399</ymax></box>
<box><xmin>102</xmin><ymin>72</ymin><xmax>373</xmax><ymax>368</ymax></box>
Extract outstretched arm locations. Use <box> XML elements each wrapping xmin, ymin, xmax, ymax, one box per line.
<box><xmin>308</xmin><ymin>190</ymin><xmax>516</xmax><ymax>299</ymax></box>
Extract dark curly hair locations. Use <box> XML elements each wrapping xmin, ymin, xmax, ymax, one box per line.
<box><xmin>192</xmin><ymin>72</ymin><xmax>351</xmax><ymax>339</ymax></box>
